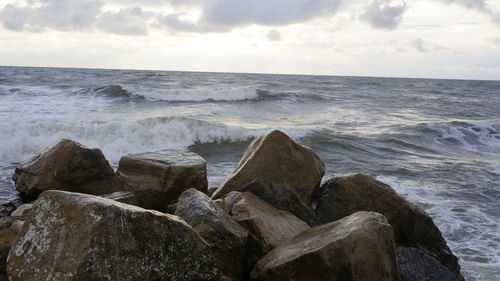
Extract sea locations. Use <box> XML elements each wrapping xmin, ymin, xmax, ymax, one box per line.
<box><xmin>0</xmin><ymin>66</ymin><xmax>498</xmax><ymax>280</ymax></box>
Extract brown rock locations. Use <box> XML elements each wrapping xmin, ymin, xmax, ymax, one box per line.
<box><xmin>10</xmin><ymin>204</ymin><xmax>33</xmax><ymax>220</ymax></box>
<box><xmin>117</xmin><ymin>149</ymin><xmax>208</xmax><ymax>205</ymax></box>
<box><xmin>176</xmin><ymin>188</ymin><xmax>248</xmax><ymax>280</ymax></box>
<box><xmin>0</xmin><ymin>217</ymin><xmax>22</xmax><ymax>279</ymax></box>
<box><xmin>7</xmin><ymin>190</ymin><xmax>220</xmax><ymax>281</ymax></box>
<box><xmin>211</xmin><ymin>130</ymin><xmax>325</xmax><ymax>205</ymax></box>
<box><xmin>100</xmin><ymin>189</ymin><xmax>169</xmax><ymax>212</ymax></box>
<box><xmin>12</xmin><ymin>139</ymin><xmax>121</xmax><ymax>200</ymax></box>
<box><xmin>251</xmin><ymin>211</ymin><xmax>400</xmax><ymax>281</ymax></box>
<box><xmin>223</xmin><ymin>191</ymin><xmax>309</xmax><ymax>254</ymax></box>
<box><xmin>312</xmin><ymin>174</ymin><xmax>462</xmax><ymax>280</ymax></box>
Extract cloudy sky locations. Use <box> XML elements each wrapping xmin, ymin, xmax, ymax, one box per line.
<box><xmin>0</xmin><ymin>0</ymin><xmax>499</xmax><ymax>80</ymax></box>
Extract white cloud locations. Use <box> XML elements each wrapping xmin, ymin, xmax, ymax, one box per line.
<box><xmin>97</xmin><ymin>7</ymin><xmax>150</xmax><ymax>35</ymax></box>
<box><xmin>360</xmin><ymin>0</ymin><xmax>407</xmax><ymax>30</ymax></box>
<box><xmin>412</xmin><ymin>38</ymin><xmax>428</xmax><ymax>52</ymax></box>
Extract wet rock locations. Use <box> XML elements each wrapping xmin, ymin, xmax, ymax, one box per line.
<box><xmin>251</xmin><ymin>211</ymin><xmax>400</xmax><ymax>281</ymax></box>
<box><xmin>223</xmin><ymin>191</ymin><xmax>309</xmax><ymax>253</ymax></box>
<box><xmin>7</xmin><ymin>190</ymin><xmax>219</xmax><ymax>281</ymax></box>
<box><xmin>117</xmin><ymin>149</ymin><xmax>208</xmax><ymax>205</ymax></box>
<box><xmin>211</xmin><ymin>130</ymin><xmax>325</xmax><ymax>206</ymax></box>
<box><xmin>242</xmin><ymin>181</ymin><xmax>318</xmax><ymax>226</ymax></box>
<box><xmin>397</xmin><ymin>247</ymin><xmax>458</xmax><ymax>281</ymax></box>
<box><xmin>0</xmin><ymin>217</ymin><xmax>22</xmax><ymax>279</ymax></box>
<box><xmin>10</xmin><ymin>204</ymin><xmax>33</xmax><ymax>220</ymax></box>
<box><xmin>12</xmin><ymin>139</ymin><xmax>120</xmax><ymax>200</ymax></box>
<box><xmin>176</xmin><ymin>188</ymin><xmax>248</xmax><ymax>280</ymax></box>
<box><xmin>312</xmin><ymin>174</ymin><xmax>462</xmax><ymax>280</ymax></box>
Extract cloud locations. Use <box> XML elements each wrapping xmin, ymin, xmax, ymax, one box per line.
<box><xmin>97</xmin><ymin>7</ymin><xmax>150</xmax><ymax>35</ymax></box>
<box><xmin>360</xmin><ymin>0</ymin><xmax>407</xmax><ymax>30</ymax></box>
<box><xmin>436</xmin><ymin>0</ymin><xmax>500</xmax><ymax>23</ymax></box>
<box><xmin>267</xmin><ymin>29</ymin><xmax>281</xmax><ymax>41</ymax></box>
<box><xmin>412</xmin><ymin>38</ymin><xmax>428</xmax><ymax>52</ymax></box>
<box><xmin>0</xmin><ymin>0</ymin><xmax>103</xmax><ymax>32</ymax></box>
<box><xmin>158</xmin><ymin>0</ymin><xmax>343</xmax><ymax>32</ymax></box>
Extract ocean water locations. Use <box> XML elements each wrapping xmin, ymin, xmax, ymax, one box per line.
<box><xmin>0</xmin><ymin>66</ymin><xmax>499</xmax><ymax>280</ymax></box>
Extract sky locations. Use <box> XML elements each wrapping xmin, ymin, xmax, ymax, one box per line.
<box><xmin>0</xmin><ymin>0</ymin><xmax>499</xmax><ymax>80</ymax></box>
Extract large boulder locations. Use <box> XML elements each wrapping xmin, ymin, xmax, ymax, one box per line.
<box><xmin>176</xmin><ymin>188</ymin><xmax>248</xmax><ymax>280</ymax></box>
<box><xmin>251</xmin><ymin>211</ymin><xmax>400</xmax><ymax>281</ymax></box>
<box><xmin>211</xmin><ymin>130</ymin><xmax>325</xmax><ymax>206</ymax></box>
<box><xmin>397</xmin><ymin>247</ymin><xmax>458</xmax><ymax>281</ymax></box>
<box><xmin>100</xmin><ymin>190</ymin><xmax>169</xmax><ymax>212</ymax></box>
<box><xmin>222</xmin><ymin>191</ymin><xmax>310</xmax><ymax>254</ymax></box>
<box><xmin>7</xmin><ymin>190</ymin><xmax>220</xmax><ymax>281</ymax></box>
<box><xmin>116</xmin><ymin>149</ymin><xmax>208</xmax><ymax>205</ymax></box>
<box><xmin>12</xmin><ymin>139</ymin><xmax>123</xmax><ymax>200</ymax></box>
<box><xmin>312</xmin><ymin>174</ymin><xmax>462</xmax><ymax>280</ymax></box>
<box><xmin>0</xmin><ymin>217</ymin><xmax>22</xmax><ymax>280</ymax></box>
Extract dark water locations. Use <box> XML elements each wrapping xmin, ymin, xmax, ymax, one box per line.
<box><xmin>0</xmin><ymin>66</ymin><xmax>499</xmax><ymax>280</ymax></box>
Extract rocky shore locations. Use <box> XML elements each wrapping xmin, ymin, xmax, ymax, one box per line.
<box><xmin>0</xmin><ymin>130</ymin><xmax>463</xmax><ymax>281</ymax></box>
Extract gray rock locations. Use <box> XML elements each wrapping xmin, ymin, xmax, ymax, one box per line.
<box><xmin>7</xmin><ymin>190</ymin><xmax>220</xmax><ymax>281</ymax></box>
<box><xmin>176</xmin><ymin>188</ymin><xmax>248</xmax><ymax>280</ymax></box>
<box><xmin>312</xmin><ymin>174</ymin><xmax>462</xmax><ymax>280</ymax></box>
<box><xmin>397</xmin><ymin>247</ymin><xmax>459</xmax><ymax>281</ymax></box>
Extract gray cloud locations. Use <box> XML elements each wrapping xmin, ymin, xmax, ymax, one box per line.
<box><xmin>97</xmin><ymin>7</ymin><xmax>150</xmax><ymax>35</ymax></box>
<box><xmin>0</xmin><ymin>0</ymin><xmax>102</xmax><ymax>32</ymax></box>
<box><xmin>267</xmin><ymin>29</ymin><xmax>281</xmax><ymax>41</ymax></box>
<box><xmin>436</xmin><ymin>0</ymin><xmax>500</xmax><ymax>23</ymax></box>
<box><xmin>158</xmin><ymin>0</ymin><xmax>343</xmax><ymax>33</ymax></box>
<box><xmin>360</xmin><ymin>0</ymin><xmax>407</xmax><ymax>30</ymax></box>
<box><xmin>412</xmin><ymin>38</ymin><xmax>428</xmax><ymax>52</ymax></box>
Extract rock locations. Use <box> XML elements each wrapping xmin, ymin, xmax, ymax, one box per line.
<box><xmin>397</xmin><ymin>247</ymin><xmax>458</xmax><ymax>281</ymax></box>
<box><xmin>176</xmin><ymin>188</ymin><xmax>248</xmax><ymax>280</ymax></box>
<box><xmin>223</xmin><ymin>191</ymin><xmax>310</xmax><ymax>254</ymax></box>
<box><xmin>242</xmin><ymin>181</ymin><xmax>318</xmax><ymax>226</ymax></box>
<box><xmin>117</xmin><ymin>149</ymin><xmax>208</xmax><ymax>205</ymax></box>
<box><xmin>166</xmin><ymin>203</ymin><xmax>177</xmax><ymax>214</ymax></box>
<box><xmin>312</xmin><ymin>174</ymin><xmax>462</xmax><ymax>280</ymax></box>
<box><xmin>7</xmin><ymin>190</ymin><xmax>220</xmax><ymax>281</ymax></box>
<box><xmin>100</xmin><ymin>190</ymin><xmax>168</xmax><ymax>212</ymax></box>
<box><xmin>0</xmin><ymin>217</ymin><xmax>22</xmax><ymax>279</ymax></box>
<box><xmin>251</xmin><ymin>211</ymin><xmax>400</xmax><ymax>281</ymax></box>
<box><xmin>211</xmin><ymin>130</ymin><xmax>325</xmax><ymax>206</ymax></box>
<box><xmin>10</xmin><ymin>204</ymin><xmax>33</xmax><ymax>219</ymax></box>
<box><xmin>12</xmin><ymin>139</ymin><xmax>121</xmax><ymax>200</ymax></box>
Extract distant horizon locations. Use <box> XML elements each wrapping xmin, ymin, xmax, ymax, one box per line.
<box><xmin>2</xmin><ymin>64</ymin><xmax>500</xmax><ymax>83</ymax></box>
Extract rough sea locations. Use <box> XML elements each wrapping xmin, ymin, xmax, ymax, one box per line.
<box><xmin>0</xmin><ymin>66</ymin><xmax>498</xmax><ymax>280</ymax></box>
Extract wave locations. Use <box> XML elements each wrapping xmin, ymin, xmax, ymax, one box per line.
<box><xmin>0</xmin><ymin>116</ymin><xmax>313</xmax><ymax>165</ymax></box>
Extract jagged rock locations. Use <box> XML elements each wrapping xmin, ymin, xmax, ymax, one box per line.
<box><xmin>116</xmin><ymin>149</ymin><xmax>208</xmax><ymax>205</ymax></box>
<box><xmin>251</xmin><ymin>211</ymin><xmax>400</xmax><ymax>281</ymax></box>
<box><xmin>10</xmin><ymin>204</ymin><xmax>33</xmax><ymax>219</ymax></box>
<box><xmin>242</xmin><ymin>181</ymin><xmax>318</xmax><ymax>226</ymax></box>
<box><xmin>12</xmin><ymin>139</ymin><xmax>123</xmax><ymax>200</ymax></box>
<box><xmin>223</xmin><ymin>191</ymin><xmax>309</xmax><ymax>254</ymax></box>
<box><xmin>211</xmin><ymin>130</ymin><xmax>325</xmax><ymax>206</ymax></box>
<box><xmin>100</xmin><ymin>190</ymin><xmax>169</xmax><ymax>212</ymax></box>
<box><xmin>176</xmin><ymin>188</ymin><xmax>248</xmax><ymax>280</ymax></box>
<box><xmin>397</xmin><ymin>247</ymin><xmax>458</xmax><ymax>281</ymax></box>
<box><xmin>312</xmin><ymin>174</ymin><xmax>462</xmax><ymax>280</ymax></box>
<box><xmin>0</xmin><ymin>217</ymin><xmax>22</xmax><ymax>279</ymax></box>
<box><xmin>7</xmin><ymin>190</ymin><xmax>220</xmax><ymax>281</ymax></box>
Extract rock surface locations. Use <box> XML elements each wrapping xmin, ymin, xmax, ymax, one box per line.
<box><xmin>252</xmin><ymin>211</ymin><xmax>400</xmax><ymax>281</ymax></box>
<box><xmin>313</xmin><ymin>174</ymin><xmax>462</xmax><ymax>280</ymax></box>
<box><xmin>397</xmin><ymin>247</ymin><xmax>458</xmax><ymax>281</ymax></box>
<box><xmin>117</xmin><ymin>149</ymin><xmax>208</xmax><ymax>205</ymax></box>
<box><xmin>223</xmin><ymin>191</ymin><xmax>310</xmax><ymax>253</ymax></box>
<box><xmin>100</xmin><ymin>190</ymin><xmax>170</xmax><ymax>212</ymax></box>
<box><xmin>7</xmin><ymin>190</ymin><xmax>219</xmax><ymax>281</ymax></box>
<box><xmin>0</xmin><ymin>217</ymin><xmax>22</xmax><ymax>280</ymax></box>
<box><xmin>176</xmin><ymin>188</ymin><xmax>248</xmax><ymax>280</ymax></box>
<box><xmin>12</xmin><ymin>139</ymin><xmax>120</xmax><ymax>200</ymax></box>
<box><xmin>10</xmin><ymin>204</ymin><xmax>33</xmax><ymax>220</ymax></box>
<box><xmin>211</xmin><ymin>130</ymin><xmax>325</xmax><ymax>205</ymax></box>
